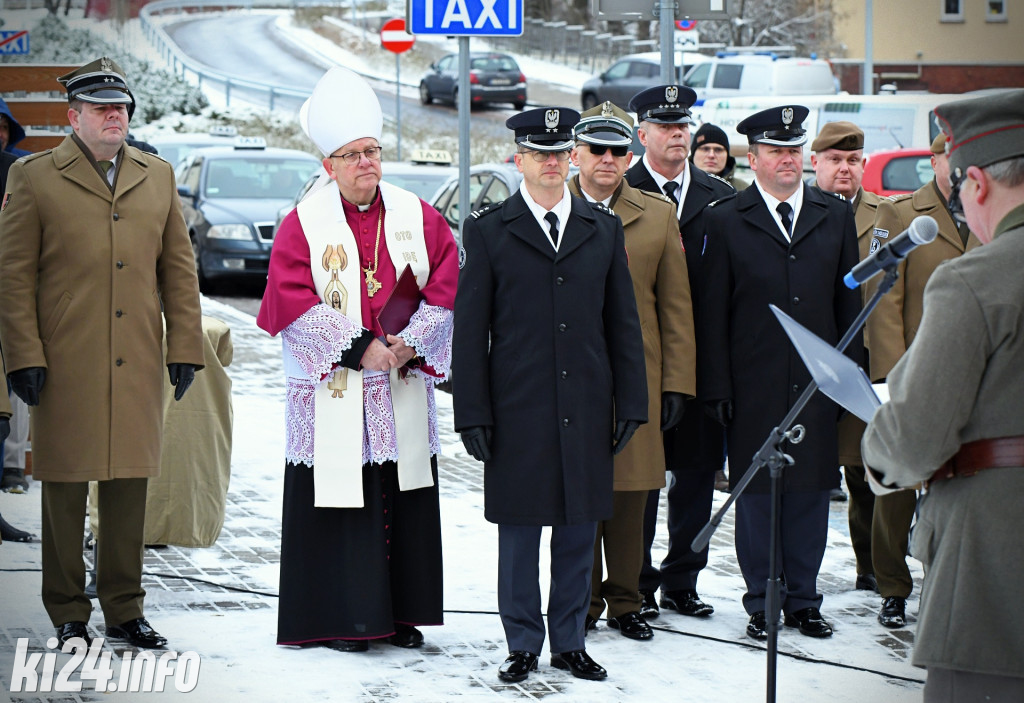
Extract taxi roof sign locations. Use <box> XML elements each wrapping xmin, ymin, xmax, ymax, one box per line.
<box><xmin>233</xmin><ymin>136</ymin><xmax>267</xmax><ymax>150</ymax></box>
<box><xmin>408</xmin><ymin>149</ymin><xmax>453</xmax><ymax>165</ymax></box>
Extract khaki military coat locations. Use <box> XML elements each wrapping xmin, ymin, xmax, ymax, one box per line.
<box><xmin>0</xmin><ymin>350</ymin><xmax>10</xmax><ymax>418</ymax></box>
<box><xmin>569</xmin><ymin>177</ymin><xmax>696</xmax><ymax>491</ymax></box>
<box><xmin>867</xmin><ymin>180</ymin><xmax>980</xmax><ymax>381</ymax></box>
<box><xmin>836</xmin><ymin>187</ymin><xmax>883</xmax><ymax>466</ymax></box>
<box><xmin>863</xmin><ymin>205</ymin><xmax>1024</xmax><ymax>678</ymax></box>
<box><xmin>0</xmin><ymin>136</ymin><xmax>204</xmax><ymax>481</ymax></box>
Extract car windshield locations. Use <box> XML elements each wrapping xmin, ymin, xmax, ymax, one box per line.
<box><xmin>205</xmin><ymin>158</ymin><xmax>317</xmax><ymax>199</ymax></box>
<box><xmin>383</xmin><ymin>173</ymin><xmax>452</xmax><ymax>201</ymax></box>
<box><xmin>471</xmin><ymin>56</ymin><xmax>517</xmax><ymax>72</ymax></box>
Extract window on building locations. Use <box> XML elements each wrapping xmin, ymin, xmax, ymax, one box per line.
<box><xmin>986</xmin><ymin>0</ymin><xmax>1007</xmax><ymax>22</ymax></box>
<box><xmin>941</xmin><ymin>0</ymin><xmax>964</xmax><ymax>22</ymax></box>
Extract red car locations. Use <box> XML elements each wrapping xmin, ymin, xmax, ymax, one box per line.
<box><xmin>862</xmin><ymin>148</ymin><xmax>934</xmax><ymax>197</ymax></box>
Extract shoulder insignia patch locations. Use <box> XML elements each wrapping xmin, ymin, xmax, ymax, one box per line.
<box><xmin>706</xmin><ymin>172</ymin><xmax>734</xmax><ymax>189</ymax></box>
<box><xmin>1</xmin><ymin>192</ymin><xmax>10</xmax><ymax>212</ymax></box>
<box><xmin>458</xmin><ymin>244</ymin><xmax>467</xmax><ymax>269</ymax></box>
<box><xmin>470</xmin><ymin>203</ymin><xmax>497</xmax><ymax>220</ymax></box>
<box><xmin>707</xmin><ymin>192</ymin><xmax>739</xmax><ymax>208</ymax></box>
<box><xmin>824</xmin><ymin>190</ymin><xmax>846</xmax><ymax>201</ymax></box>
<box><xmin>873</xmin><ymin>227</ymin><xmax>890</xmax><ymax>239</ymax></box>
<box><xmin>592</xmin><ymin>202</ymin><xmax>616</xmax><ymax>217</ymax></box>
<box><xmin>886</xmin><ymin>193</ymin><xmax>912</xmax><ymax>202</ymax></box>
<box><xmin>19</xmin><ymin>150</ymin><xmax>51</xmax><ymax>163</ymax></box>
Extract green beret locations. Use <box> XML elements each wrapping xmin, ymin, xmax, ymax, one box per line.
<box><xmin>934</xmin><ymin>88</ymin><xmax>1024</xmax><ymax>173</ymax></box>
<box><xmin>811</xmin><ymin>121</ymin><xmax>864</xmax><ymax>152</ymax></box>
<box><xmin>930</xmin><ymin>133</ymin><xmax>947</xmax><ymax>155</ymax></box>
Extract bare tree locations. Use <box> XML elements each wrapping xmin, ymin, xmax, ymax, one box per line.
<box><xmin>677</xmin><ymin>0</ymin><xmax>842</xmax><ymax>56</ymax></box>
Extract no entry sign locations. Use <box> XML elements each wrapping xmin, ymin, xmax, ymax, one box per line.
<box><xmin>380</xmin><ymin>18</ymin><xmax>415</xmax><ymax>54</ymax></box>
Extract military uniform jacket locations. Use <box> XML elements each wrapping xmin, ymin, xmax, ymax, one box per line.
<box><xmin>862</xmin><ymin>205</ymin><xmax>1024</xmax><ymax>678</ymax></box>
<box><xmin>866</xmin><ymin>179</ymin><xmax>981</xmax><ymax>381</ymax></box>
<box><xmin>452</xmin><ymin>190</ymin><xmax>648</xmax><ymax>525</ymax></box>
<box><xmin>626</xmin><ymin>160</ymin><xmax>734</xmax><ymax>299</ymax></box>
<box><xmin>699</xmin><ymin>184</ymin><xmax>862</xmax><ymax>492</ymax></box>
<box><xmin>569</xmin><ymin>176</ymin><xmax>696</xmax><ymax>491</ymax></box>
<box><xmin>0</xmin><ymin>136</ymin><xmax>204</xmax><ymax>481</ymax></box>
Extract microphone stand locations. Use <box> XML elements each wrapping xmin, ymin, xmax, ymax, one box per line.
<box><xmin>691</xmin><ymin>265</ymin><xmax>901</xmax><ymax>703</ymax></box>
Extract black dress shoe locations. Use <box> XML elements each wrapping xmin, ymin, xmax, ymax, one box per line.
<box><xmin>660</xmin><ymin>590</ymin><xmax>714</xmax><ymax>617</ymax></box>
<box><xmin>56</xmin><ymin>621</ymin><xmax>92</xmax><ymax>647</ymax></box>
<box><xmin>387</xmin><ymin>623</ymin><xmax>424</xmax><ymax>648</ymax></box>
<box><xmin>878</xmin><ymin>596</ymin><xmax>907</xmax><ymax>629</ymax></box>
<box><xmin>606</xmin><ymin>611</ymin><xmax>653</xmax><ymax>640</ymax></box>
<box><xmin>498</xmin><ymin>651</ymin><xmax>538</xmax><ymax>682</ymax></box>
<box><xmin>106</xmin><ymin>618</ymin><xmax>167</xmax><ymax>648</ymax></box>
<box><xmin>0</xmin><ymin>513</ymin><xmax>34</xmax><ymax>542</ymax></box>
<box><xmin>856</xmin><ymin>573</ymin><xmax>879</xmax><ymax>593</ymax></box>
<box><xmin>746</xmin><ymin>612</ymin><xmax>768</xmax><ymax>641</ymax></box>
<box><xmin>550</xmin><ymin>649</ymin><xmax>607</xmax><ymax>680</ymax></box>
<box><xmin>584</xmin><ymin>614</ymin><xmax>597</xmax><ymax>635</ymax></box>
<box><xmin>323</xmin><ymin>639</ymin><xmax>369</xmax><ymax>652</ymax></box>
<box><xmin>784</xmin><ymin>607</ymin><xmax>833</xmax><ymax>638</ymax></box>
<box><xmin>639</xmin><ymin>590</ymin><xmax>659</xmax><ymax>620</ymax></box>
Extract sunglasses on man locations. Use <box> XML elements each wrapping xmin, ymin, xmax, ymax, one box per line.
<box><xmin>586</xmin><ymin>144</ymin><xmax>630</xmax><ymax>157</ymax></box>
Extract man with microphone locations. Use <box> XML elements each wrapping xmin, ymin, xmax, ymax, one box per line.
<box><xmin>699</xmin><ymin>105</ymin><xmax>862</xmax><ymax>640</ymax></box>
<box><xmin>862</xmin><ymin>133</ymin><xmax>980</xmax><ymax>632</ymax></box>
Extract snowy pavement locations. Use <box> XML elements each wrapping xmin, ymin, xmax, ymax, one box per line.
<box><xmin>0</xmin><ymin>297</ymin><xmax>926</xmax><ymax>702</ymax></box>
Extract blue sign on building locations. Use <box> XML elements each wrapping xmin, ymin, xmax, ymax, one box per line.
<box><xmin>408</xmin><ymin>0</ymin><xmax>524</xmax><ymax>36</ymax></box>
<box><xmin>0</xmin><ymin>30</ymin><xmax>30</xmax><ymax>55</ymax></box>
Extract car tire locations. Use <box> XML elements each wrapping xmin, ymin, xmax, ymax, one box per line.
<box><xmin>451</xmin><ymin>87</ymin><xmax>459</xmax><ymax>107</ymax></box>
<box><xmin>191</xmin><ymin>235</ymin><xmax>209</xmax><ymax>293</ymax></box>
<box><xmin>419</xmin><ymin>82</ymin><xmax>432</xmax><ymax>105</ymax></box>
<box><xmin>581</xmin><ymin>93</ymin><xmax>599</xmax><ymax>110</ymax></box>
<box><xmin>513</xmin><ymin>100</ymin><xmax>525</xmax><ymax>111</ymax></box>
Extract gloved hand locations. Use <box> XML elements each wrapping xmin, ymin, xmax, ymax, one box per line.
<box><xmin>0</xmin><ymin>417</ymin><xmax>9</xmax><ymax>444</ymax></box>
<box><xmin>612</xmin><ymin>419</ymin><xmax>640</xmax><ymax>455</ymax></box>
<box><xmin>661</xmin><ymin>392</ymin><xmax>686</xmax><ymax>431</ymax></box>
<box><xmin>168</xmin><ymin>363</ymin><xmax>198</xmax><ymax>402</ymax></box>
<box><xmin>460</xmin><ymin>426</ymin><xmax>492</xmax><ymax>462</ymax></box>
<box><xmin>705</xmin><ymin>399</ymin><xmax>733</xmax><ymax>426</ymax></box>
<box><xmin>9</xmin><ymin>367</ymin><xmax>46</xmax><ymax>406</ymax></box>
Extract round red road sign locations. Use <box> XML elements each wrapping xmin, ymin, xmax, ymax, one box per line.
<box><xmin>380</xmin><ymin>18</ymin><xmax>414</xmax><ymax>54</ymax></box>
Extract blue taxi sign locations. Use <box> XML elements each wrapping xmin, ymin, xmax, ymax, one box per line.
<box><xmin>408</xmin><ymin>0</ymin><xmax>524</xmax><ymax>36</ymax></box>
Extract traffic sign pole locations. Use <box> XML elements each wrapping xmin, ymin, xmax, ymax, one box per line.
<box><xmin>380</xmin><ymin>19</ymin><xmax>415</xmax><ymax>162</ymax></box>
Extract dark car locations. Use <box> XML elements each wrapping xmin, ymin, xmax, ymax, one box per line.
<box><xmin>419</xmin><ymin>52</ymin><xmax>526</xmax><ymax>110</ymax></box>
<box><xmin>430</xmin><ymin>163</ymin><xmax>523</xmax><ymax>236</ymax></box>
<box><xmin>580</xmin><ymin>52</ymin><xmax>708</xmax><ymax>110</ymax></box>
<box><xmin>175</xmin><ymin>140</ymin><xmax>320</xmax><ymax>288</ymax></box>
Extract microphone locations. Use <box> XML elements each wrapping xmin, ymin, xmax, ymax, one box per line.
<box><xmin>844</xmin><ymin>215</ymin><xmax>939</xmax><ymax>289</ymax></box>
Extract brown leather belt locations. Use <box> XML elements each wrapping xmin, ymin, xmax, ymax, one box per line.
<box><xmin>929</xmin><ymin>436</ymin><xmax>1024</xmax><ymax>485</ymax></box>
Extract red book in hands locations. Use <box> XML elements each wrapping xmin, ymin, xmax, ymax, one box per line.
<box><xmin>376</xmin><ymin>264</ymin><xmax>422</xmax><ymax>336</ymax></box>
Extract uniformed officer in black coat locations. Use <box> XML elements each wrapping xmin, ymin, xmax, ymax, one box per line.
<box><xmin>624</xmin><ymin>85</ymin><xmax>734</xmax><ymax>620</ymax></box>
<box><xmin>452</xmin><ymin>107</ymin><xmax>648</xmax><ymax>683</ymax></box>
<box><xmin>698</xmin><ymin>105</ymin><xmax>862</xmax><ymax>641</ymax></box>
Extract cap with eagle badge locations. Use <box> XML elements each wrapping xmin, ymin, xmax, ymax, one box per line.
<box><xmin>627</xmin><ymin>85</ymin><xmax>696</xmax><ymax>125</ymax></box>
<box><xmin>736</xmin><ymin>105</ymin><xmax>810</xmax><ymax>146</ymax></box>
<box><xmin>58</xmin><ymin>57</ymin><xmax>135</xmax><ymax>120</ymax></box>
<box><xmin>506</xmin><ymin>107</ymin><xmax>580</xmax><ymax>152</ymax></box>
<box><xmin>573</xmin><ymin>101</ymin><xmax>634</xmax><ymax>147</ymax></box>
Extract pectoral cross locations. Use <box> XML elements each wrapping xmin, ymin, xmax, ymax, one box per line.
<box><xmin>364</xmin><ymin>268</ymin><xmax>382</xmax><ymax>297</ymax></box>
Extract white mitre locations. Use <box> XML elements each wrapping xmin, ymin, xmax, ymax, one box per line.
<box><xmin>305</xmin><ymin>66</ymin><xmax>383</xmax><ymax>156</ymax></box>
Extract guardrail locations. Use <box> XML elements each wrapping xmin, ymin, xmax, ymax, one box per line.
<box><xmin>140</xmin><ymin>0</ymin><xmax>322</xmax><ymax>111</ymax></box>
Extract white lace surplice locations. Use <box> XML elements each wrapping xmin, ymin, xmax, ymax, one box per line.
<box><xmin>280</xmin><ymin>301</ymin><xmax>452</xmax><ymax>467</ymax></box>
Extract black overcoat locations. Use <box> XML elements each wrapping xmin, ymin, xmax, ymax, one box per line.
<box><xmin>452</xmin><ymin>190</ymin><xmax>648</xmax><ymax>526</ymax></box>
<box><xmin>698</xmin><ymin>184</ymin><xmax>862</xmax><ymax>493</ymax></box>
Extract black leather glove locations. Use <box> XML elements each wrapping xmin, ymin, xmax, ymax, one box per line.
<box><xmin>460</xmin><ymin>426</ymin><xmax>492</xmax><ymax>462</ymax></box>
<box><xmin>168</xmin><ymin>363</ymin><xmax>198</xmax><ymax>402</ymax></box>
<box><xmin>9</xmin><ymin>367</ymin><xmax>46</xmax><ymax>406</ymax></box>
<box><xmin>705</xmin><ymin>399</ymin><xmax>733</xmax><ymax>426</ymax></box>
<box><xmin>0</xmin><ymin>416</ymin><xmax>9</xmax><ymax>444</ymax></box>
<box><xmin>612</xmin><ymin>419</ymin><xmax>641</xmax><ymax>455</ymax></box>
<box><xmin>661</xmin><ymin>392</ymin><xmax>686</xmax><ymax>431</ymax></box>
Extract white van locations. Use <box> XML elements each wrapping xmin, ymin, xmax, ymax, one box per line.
<box><xmin>683</xmin><ymin>54</ymin><xmax>838</xmax><ymax>105</ymax></box>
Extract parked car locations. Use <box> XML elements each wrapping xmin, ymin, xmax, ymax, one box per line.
<box><xmin>683</xmin><ymin>53</ymin><xmax>838</xmax><ymax>105</ymax></box>
<box><xmin>580</xmin><ymin>51</ymin><xmax>710</xmax><ymax>110</ymax></box>
<box><xmin>862</xmin><ymin>148</ymin><xmax>933</xmax><ymax>197</ymax></box>
<box><xmin>419</xmin><ymin>52</ymin><xmax>526</xmax><ymax>110</ymax></box>
<box><xmin>147</xmin><ymin>126</ymin><xmax>241</xmax><ymax>168</ymax></box>
<box><xmin>430</xmin><ymin>163</ymin><xmax>523</xmax><ymax>235</ymax></box>
<box><xmin>175</xmin><ymin>139</ymin><xmax>320</xmax><ymax>288</ymax></box>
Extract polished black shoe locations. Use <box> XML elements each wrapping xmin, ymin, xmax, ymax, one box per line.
<box><xmin>56</xmin><ymin>621</ymin><xmax>92</xmax><ymax>647</ymax></box>
<box><xmin>829</xmin><ymin>487</ymin><xmax>848</xmax><ymax>502</ymax></box>
<box><xmin>106</xmin><ymin>618</ymin><xmax>167</xmax><ymax>648</ymax></box>
<box><xmin>606</xmin><ymin>611</ymin><xmax>654</xmax><ymax>641</ymax></box>
<box><xmin>639</xmin><ymin>590</ymin><xmax>659</xmax><ymax>620</ymax></box>
<box><xmin>498</xmin><ymin>651</ymin><xmax>538</xmax><ymax>683</ymax></box>
<box><xmin>584</xmin><ymin>614</ymin><xmax>597</xmax><ymax>635</ymax></box>
<box><xmin>660</xmin><ymin>590</ymin><xmax>714</xmax><ymax>617</ymax></box>
<box><xmin>0</xmin><ymin>513</ymin><xmax>34</xmax><ymax>542</ymax></box>
<box><xmin>746</xmin><ymin>612</ymin><xmax>768</xmax><ymax>641</ymax></box>
<box><xmin>550</xmin><ymin>649</ymin><xmax>607</xmax><ymax>680</ymax></box>
<box><xmin>878</xmin><ymin>596</ymin><xmax>907</xmax><ymax>629</ymax></box>
<box><xmin>323</xmin><ymin>639</ymin><xmax>369</xmax><ymax>652</ymax></box>
<box><xmin>387</xmin><ymin>623</ymin><xmax>424</xmax><ymax>648</ymax></box>
<box><xmin>784</xmin><ymin>607</ymin><xmax>833</xmax><ymax>638</ymax></box>
<box><xmin>1</xmin><ymin>467</ymin><xmax>29</xmax><ymax>493</ymax></box>
<box><xmin>856</xmin><ymin>573</ymin><xmax>879</xmax><ymax>593</ymax></box>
